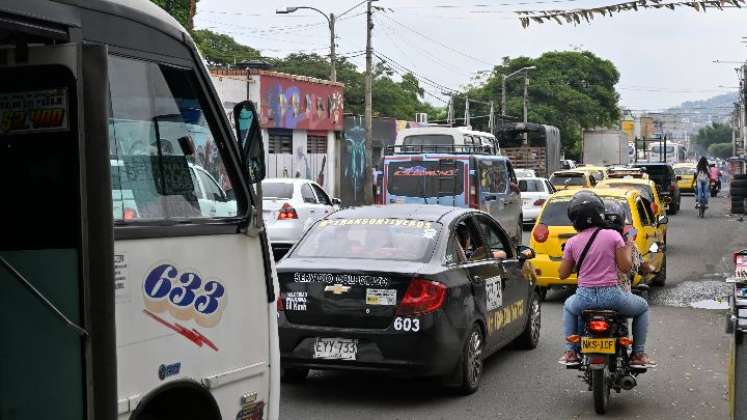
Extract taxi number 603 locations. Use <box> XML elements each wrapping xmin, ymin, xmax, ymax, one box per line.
<box><xmin>393</xmin><ymin>317</ymin><xmax>420</xmax><ymax>332</ymax></box>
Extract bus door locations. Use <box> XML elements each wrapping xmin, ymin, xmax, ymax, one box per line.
<box><xmin>0</xmin><ymin>47</ymin><xmax>91</xmax><ymax>419</ymax></box>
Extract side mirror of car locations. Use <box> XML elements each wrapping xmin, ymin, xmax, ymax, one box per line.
<box><xmin>233</xmin><ymin>100</ymin><xmax>265</xmax><ymax>184</ymax></box>
<box><xmin>657</xmin><ymin>215</ymin><xmax>669</xmax><ymax>226</ymax></box>
<box><xmin>517</xmin><ymin>245</ymin><xmax>536</xmax><ymax>261</ymax></box>
<box><xmin>332</xmin><ymin>197</ymin><xmax>342</xmax><ymax>205</ymax></box>
<box><xmin>663</xmin><ymin>196</ymin><xmax>672</xmax><ymax>205</ymax></box>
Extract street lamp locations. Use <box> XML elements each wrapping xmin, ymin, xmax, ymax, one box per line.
<box><xmin>501</xmin><ymin>65</ymin><xmax>536</xmax><ymax>123</ymax></box>
<box><xmin>277</xmin><ymin>2</ymin><xmax>369</xmax><ymax>83</ymax></box>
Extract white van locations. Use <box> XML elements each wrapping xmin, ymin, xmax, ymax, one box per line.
<box><xmin>0</xmin><ymin>1</ymin><xmax>279</xmax><ymax>419</ymax></box>
<box><xmin>393</xmin><ymin>126</ymin><xmax>500</xmax><ymax>155</ymax></box>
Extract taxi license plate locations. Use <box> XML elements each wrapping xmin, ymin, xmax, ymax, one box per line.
<box><xmin>581</xmin><ymin>337</ymin><xmax>616</xmax><ymax>354</ymax></box>
<box><xmin>313</xmin><ymin>338</ymin><xmax>358</xmax><ymax>360</ymax></box>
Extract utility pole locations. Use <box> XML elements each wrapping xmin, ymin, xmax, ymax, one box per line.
<box><xmin>447</xmin><ymin>95</ymin><xmax>454</xmax><ymax>126</ymax></box>
<box><xmin>501</xmin><ymin>76</ymin><xmax>507</xmax><ymax>117</ymax></box>
<box><xmin>464</xmin><ymin>97</ymin><xmax>470</xmax><ymax>127</ymax></box>
<box><xmin>488</xmin><ymin>101</ymin><xmax>495</xmax><ymax>134</ymax></box>
<box><xmin>329</xmin><ymin>13</ymin><xmax>337</xmax><ymax>82</ymax></box>
<box><xmin>363</xmin><ymin>0</ymin><xmax>376</xmax><ymax>205</ymax></box>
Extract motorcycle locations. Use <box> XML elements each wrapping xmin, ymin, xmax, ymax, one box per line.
<box><xmin>710</xmin><ymin>179</ymin><xmax>720</xmax><ymax>198</ymax></box>
<box><xmin>566</xmin><ymin>243</ymin><xmax>662</xmax><ymax>414</ymax></box>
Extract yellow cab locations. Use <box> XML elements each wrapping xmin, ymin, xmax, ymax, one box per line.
<box><xmin>549</xmin><ymin>170</ymin><xmax>596</xmax><ymax>191</ymax></box>
<box><xmin>529</xmin><ymin>188</ymin><xmax>668</xmax><ymax>299</ymax></box>
<box><xmin>673</xmin><ymin>162</ymin><xmax>696</xmax><ymax>193</ymax></box>
<box><xmin>596</xmin><ymin>177</ymin><xmax>669</xmax><ymax>243</ymax></box>
<box><xmin>575</xmin><ymin>165</ymin><xmax>608</xmax><ymax>183</ymax></box>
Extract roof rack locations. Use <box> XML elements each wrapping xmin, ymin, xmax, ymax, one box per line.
<box><xmin>384</xmin><ymin>144</ymin><xmax>494</xmax><ymax>156</ymax></box>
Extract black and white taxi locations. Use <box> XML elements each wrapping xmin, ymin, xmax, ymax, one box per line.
<box><xmin>276</xmin><ymin>204</ymin><xmax>541</xmax><ymax>394</ymax></box>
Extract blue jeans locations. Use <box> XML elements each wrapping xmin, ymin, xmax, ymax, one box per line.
<box><xmin>563</xmin><ymin>286</ymin><xmax>649</xmax><ymax>353</ymax></box>
<box><xmin>696</xmin><ymin>179</ymin><xmax>709</xmax><ymax>206</ymax></box>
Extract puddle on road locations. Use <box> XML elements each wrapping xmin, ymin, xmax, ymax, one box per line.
<box><xmin>649</xmin><ymin>280</ymin><xmax>731</xmax><ymax>310</ymax></box>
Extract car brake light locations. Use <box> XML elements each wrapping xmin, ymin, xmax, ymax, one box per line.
<box><xmin>396</xmin><ymin>278</ymin><xmax>447</xmax><ymax>316</ymax></box>
<box><xmin>469</xmin><ymin>184</ymin><xmax>478</xmax><ymax>209</ymax></box>
<box><xmin>123</xmin><ymin>208</ymin><xmax>137</xmax><ymax>221</ymax></box>
<box><xmin>587</xmin><ymin>319</ymin><xmax>610</xmax><ymax>333</ymax></box>
<box><xmin>276</xmin><ymin>293</ymin><xmax>285</xmax><ymax>311</ymax></box>
<box><xmin>533</xmin><ymin>199</ymin><xmax>546</xmax><ymax>207</ymax></box>
<box><xmin>278</xmin><ymin>203</ymin><xmax>298</xmax><ymax>220</ymax></box>
<box><xmin>532</xmin><ymin>223</ymin><xmax>549</xmax><ymax>243</ymax></box>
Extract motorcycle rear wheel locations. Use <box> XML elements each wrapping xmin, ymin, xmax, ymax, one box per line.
<box><xmin>592</xmin><ymin>369</ymin><xmax>610</xmax><ymax>414</ymax></box>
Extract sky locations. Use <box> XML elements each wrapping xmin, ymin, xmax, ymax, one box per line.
<box><xmin>194</xmin><ymin>0</ymin><xmax>747</xmax><ymax>112</ymax></box>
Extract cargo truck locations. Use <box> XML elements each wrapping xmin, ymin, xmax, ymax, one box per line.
<box><xmin>582</xmin><ymin>128</ymin><xmax>628</xmax><ymax>166</ymax></box>
<box><xmin>498</xmin><ymin>122</ymin><xmax>561</xmax><ymax>178</ymax></box>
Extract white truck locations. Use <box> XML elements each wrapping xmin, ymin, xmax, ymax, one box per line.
<box><xmin>583</xmin><ymin>129</ymin><xmax>629</xmax><ymax>166</ymax></box>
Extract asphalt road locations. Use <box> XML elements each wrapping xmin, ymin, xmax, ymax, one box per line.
<box><xmin>280</xmin><ymin>193</ymin><xmax>743</xmax><ymax>420</ymax></box>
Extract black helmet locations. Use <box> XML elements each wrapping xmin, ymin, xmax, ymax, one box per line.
<box><xmin>604</xmin><ymin>200</ymin><xmax>627</xmax><ymax>234</ymax></box>
<box><xmin>567</xmin><ymin>190</ymin><xmax>605</xmax><ymax>231</ymax></box>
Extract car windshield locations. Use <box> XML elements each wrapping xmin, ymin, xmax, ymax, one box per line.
<box><xmin>291</xmin><ymin>218</ymin><xmax>441</xmax><ymax>262</ymax></box>
<box><xmin>263</xmin><ymin>182</ymin><xmax>294</xmax><ymax>199</ymax></box>
<box><xmin>550</xmin><ymin>174</ymin><xmax>585</xmax><ymax>186</ymax></box>
<box><xmin>519</xmin><ymin>179</ymin><xmax>545</xmax><ymax>192</ymax></box>
<box><xmin>540</xmin><ymin>197</ymin><xmax>632</xmax><ymax>226</ymax></box>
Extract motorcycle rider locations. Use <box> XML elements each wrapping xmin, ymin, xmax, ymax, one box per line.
<box><xmin>558</xmin><ymin>191</ymin><xmax>656</xmax><ymax>368</ymax></box>
<box><xmin>709</xmin><ymin>163</ymin><xmax>721</xmax><ymax>195</ymax></box>
<box><xmin>693</xmin><ymin>156</ymin><xmax>711</xmax><ymax>208</ymax></box>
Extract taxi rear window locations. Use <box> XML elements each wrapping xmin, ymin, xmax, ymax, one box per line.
<box><xmin>674</xmin><ymin>167</ymin><xmax>694</xmax><ymax>176</ymax></box>
<box><xmin>291</xmin><ymin>218</ymin><xmax>441</xmax><ymax>262</ymax></box>
<box><xmin>540</xmin><ymin>197</ymin><xmax>632</xmax><ymax>226</ymax></box>
<box><xmin>550</xmin><ymin>173</ymin><xmax>585</xmax><ymax>186</ymax></box>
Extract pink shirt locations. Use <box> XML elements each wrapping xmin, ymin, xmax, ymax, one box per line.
<box><xmin>710</xmin><ymin>167</ymin><xmax>720</xmax><ymax>180</ymax></box>
<box><xmin>563</xmin><ymin>228</ymin><xmax>625</xmax><ymax>288</ymax></box>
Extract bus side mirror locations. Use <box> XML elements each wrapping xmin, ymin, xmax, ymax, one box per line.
<box><xmin>233</xmin><ymin>100</ymin><xmax>265</xmax><ymax>184</ymax></box>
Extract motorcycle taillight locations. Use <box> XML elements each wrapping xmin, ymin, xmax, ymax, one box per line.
<box><xmin>587</xmin><ymin>319</ymin><xmax>610</xmax><ymax>334</ymax></box>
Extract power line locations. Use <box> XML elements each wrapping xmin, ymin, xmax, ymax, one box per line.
<box><xmin>378</xmin><ymin>12</ymin><xmax>495</xmax><ymax>67</ymax></box>
<box><xmin>375</xmin><ymin>50</ymin><xmax>459</xmax><ymax>94</ymax></box>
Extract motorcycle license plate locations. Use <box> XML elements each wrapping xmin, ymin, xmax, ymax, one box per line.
<box><xmin>313</xmin><ymin>338</ymin><xmax>358</xmax><ymax>360</ymax></box>
<box><xmin>581</xmin><ymin>337</ymin><xmax>616</xmax><ymax>354</ymax></box>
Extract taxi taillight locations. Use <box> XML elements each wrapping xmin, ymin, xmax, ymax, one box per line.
<box><xmin>469</xmin><ymin>185</ymin><xmax>479</xmax><ymax>209</ymax></box>
<box><xmin>533</xmin><ymin>199</ymin><xmax>546</xmax><ymax>207</ymax></box>
<box><xmin>396</xmin><ymin>278</ymin><xmax>447</xmax><ymax>316</ymax></box>
<box><xmin>278</xmin><ymin>203</ymin><xmax>298</xmax><ymax>220</ymax></box>
<box><xmin>276</xmin><ymin>293</ymin><xmax>285</xmax><ymax>311</ymax></box>
<box><xmin>532</xmin><ymin>223</ymin><xmax>549</xmax><ymax>243</ymax></box>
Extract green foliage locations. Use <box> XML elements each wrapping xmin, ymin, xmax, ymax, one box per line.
<box><xmin>192</xmin><ymin>30</ymin><xmax>261</xmax><ymax>66</ymax></box>
<box><xmin>707</xmin><ymin>142</ymin><xmax>733</xmax><ymax>159</ymax></box>
<box><xmin>695</xmin><ymin>122</ymin><xmax>732</xmax><ymax>149</ymax></box>
<box><xmin>454</xmin><ymin>51</ymin><xmax>621</xmax><ymax>159</ymax></box>
<box><xmin>150</xmin><ymin>0</ymin><xmax>197</xmax><ymax>29</ymax></box>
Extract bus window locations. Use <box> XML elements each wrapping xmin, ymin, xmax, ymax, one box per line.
<box><xmin>108</xmin><ymin>55</ymin><xmax>239</xmax><ymax>221</ymax></box>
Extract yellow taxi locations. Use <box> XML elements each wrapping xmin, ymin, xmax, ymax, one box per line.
<box><xmin>575</xmin><ymin>165</ymin><xmax>608</xmax><ymax>183</ymax></box>
<box><xmin>596</xmin><ymin>177</ymin><xmax>669</xmax><ymax>242</ymax></box>
<box><xmin>673</xmin><ymin>162</ymin><xmax>696</xmax><ymax>193</ymax></box>
<box><xmin>529</xmin><ymin>188</ymin><xmax>668</xmax><ymax>298</ymax></box>
<box><xmin>549</xmin><ymin>170</ymin><xmax>596</xmax><ymax>191</ymax></box>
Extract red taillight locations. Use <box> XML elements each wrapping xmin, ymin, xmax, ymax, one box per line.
<box><xmin>123</xmin><ymin>208</ymin><xmax>137</xmax><ymax>221</ymax></box>
<box><xmin>278</xmin><ymin>203</ymin><xmax>298</xmax><ymax>220</ymax></box>
<box><xmin>533</xmin><ymin>199</ymin><xmax>546</xmax><ymax>207</ymax></box>
<box><xmin>396</xmin><ymin>278</ymin><xmax>447</xmax><ymax>316</ymax></box>
<box><xmin>469</xmin><ymin>185</ymin><xmax>478</xmax><ymax>209</ymax></box>
<box><xmin>587</xmin><ymin>319</ymin><xmax>610</xmax><ymax>333</ymax></box>
<box><xmin>532</xmin><ymin>223</ymin><xmax>549</xmax><ymax>243</ymax></box>
<box><xmin>276</xmin><ymin>293</ymin><xmax>285</xmax><ymax>311</ymax></box>
<box><xmin>669</xmin><ymin>183</ymin><xmax>675</xmax><ymax>192</ymax></box>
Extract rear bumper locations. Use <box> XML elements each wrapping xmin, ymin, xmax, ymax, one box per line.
<box><xmin>278</xmin><ymin>311</ymin><xmax>464</xmax><ymax>376</ymax></box>
<box><xmin>522</xmin><ymin>207</ymin><xmax>541</xmax><ymax>223</ymax></box>
<box><xmin>266</xmin><ymin>220</ymin><xmax>305</xmax><ymax>243</ymax></box>
<box><xmin>532</xmin><ymin>254</ymin><xmax>578</xmax><ymax>287</ymax></box>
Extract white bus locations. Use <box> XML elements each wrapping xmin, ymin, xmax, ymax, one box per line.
<box><xmin>0</xmin><ymin>1</ymin><xmax>279</xmax><ymax>419</ymax></box>
<box><xmin>647</xmin><ymin>141</ymin><xmax>687</xmax><ymax>164</ymax></box>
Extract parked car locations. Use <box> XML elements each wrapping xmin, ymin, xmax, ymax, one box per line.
<box><xmin>276</xmin><ymin>204</ymin><xmax>541</xmax><ymax>394</ymax></box>
<box><xmin>519</xmin><ymin>177</ymin><xmax>555</xmax><ymax>225</ymax></box>
<box><xmin>382</xmin><ymin>152</ymin><xmax>524</xmax><ymax>246</ymax></box>
<box><xmin>530</xmin><ymin>188</ymin><xmax>668</xmax><ymax>299</ymax></box>
<box><xmin>549</xmin><ymin>170</ymin><xmax>596</xmax><ymax>191</ymax></box>
<box><xmin>262</xmin><ymin>178</ymin><xmax>340</xmax><ymax>260</ymax></box>
<box><xmin>673</xmin><ymin>162</ymin><xmax>696</xmax><ymax>194</ymax></box>
<box><xmin>632</xmin><ymin>162</ymin><xmax>681</xmax><ymax>214</ymax></box>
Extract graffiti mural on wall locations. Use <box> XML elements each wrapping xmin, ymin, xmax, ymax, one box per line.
<box><xmin>342</xmin><ymin>116</ymin><xmax>367</xmax><ymax>204</ymax></box>
<box><xmin>260</xmin><ymin>74</ymin><xmax>344</xmax><ymax>131</ymax></box>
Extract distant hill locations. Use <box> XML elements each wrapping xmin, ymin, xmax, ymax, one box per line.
<box><xmin>672</xmin><ymin>92</ymin><xmax>738</xmax><ymax>112</ymax></box>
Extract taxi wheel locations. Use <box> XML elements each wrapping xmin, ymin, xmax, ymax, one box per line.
<box><xmin>651</xmin><ymin>254</ymin><xmax>667</xmax><ymax>287</ymax></box>
<box><xmin>515</xmin><ymin>291</ymin><xmax>541</xmax><ymax>349</ymax></box>
<box><xmin>456</xmin><ymin>324</ymin><xmax>484</xmax><ymax>395</ymax></box>
<box><xmin>281</xmin><ymin>367</ymin><xmax>309</xmax><ymax>383</ymax></box>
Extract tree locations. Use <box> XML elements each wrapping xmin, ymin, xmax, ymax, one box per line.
<box><xmin>453</xmin><ymin>51</ymin><xmax>621</xmax><ymax>159</ymax></box>
<box><xmin>708</xmin><ymin>142</ymin><xmax>733</xmax><ymax>159</ymax></box>
<box><xmin>695</xmin><ymin>122</ymin><xmax>732</xmax><ymax>150</ymax></box>
<box><xmin>192</xmin><ymin>29</ymin><xmax>261</xmax><ymax>66</ymax></box>
<box><xmin>150</xmin><ymin>0</ymin><xmax>198</xmax><ymax>30</ymax></box>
